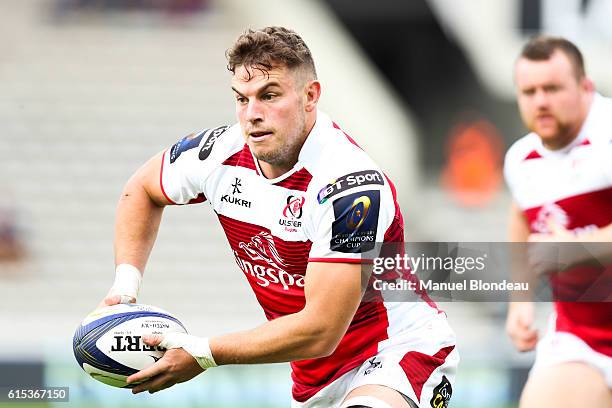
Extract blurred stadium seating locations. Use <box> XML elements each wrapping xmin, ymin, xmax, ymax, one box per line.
<box><xmin>3</xmin><ymin>0</ymin><xmax>609</xmax><ymax>407</ymax></box>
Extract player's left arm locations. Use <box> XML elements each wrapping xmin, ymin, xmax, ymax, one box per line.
<box><xmin>528</xmin><ymin>219</ymin><xmax>612</xmax><ymax>273</ymax></box>
<box><xmin>126</xmin><ymin>261</ymin><xmax>364</xmax><ymax>393</ymax></box>
<box><xmin>209</xmin><ymin>261</ymin><xmax>363</xmax><ymax>363</ymax></box>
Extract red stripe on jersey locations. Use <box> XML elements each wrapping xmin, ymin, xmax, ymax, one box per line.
<box><xmin>216</xmin><ymin>213</ymin><xmax>310</xmax><ymax>316</ymax></box>
<box><xmin>523</xmin><ymin>150</ymin><xmax>542</xmax><ymax>161</ymax></box>
<box><xmin>523</xmin><ymin>186</ymin><xmax>612</xmax><ymax>356</ymax></box>
<box><xmin>160</xmin><ymin>150</ymin><xmax>177</xmax><ymax>205</ymax></box>
<box><xmin>579</xmin><ymin>138</ymin><xmax>591</xmax><ymax>146</ymax></box>
<box><xmin>275</xmin><ymin>168</ymin><xmax>313</xmax><ymax>192</ymax></box>
<box><xmin>524</xmin><ymin>186</ymin><xmax>612</xmax><ymax>231</ymax></box>
<box><xmin>332</xmin><ymin>121</ymin><xmax>363</xmax><ymax>149</ymax></box>
<box><xmin>222</xmin><ymin>144</ymin><xmax>257</xmax><ymax>171</ymax></box>
<box><xmin>399</xmin><ymin>345</ymin><xmax>455</xmax><ymax>401</ymax></box>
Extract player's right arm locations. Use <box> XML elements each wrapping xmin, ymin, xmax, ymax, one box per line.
<box><xmin>506</xmin><ymin>200</ymin><xmax>538</xmax><ymax>352</ymax></box>
<box><xmin>97</xmin><ymin>151</ymin><xmax>170</xmax><ymax>309</ymax></box>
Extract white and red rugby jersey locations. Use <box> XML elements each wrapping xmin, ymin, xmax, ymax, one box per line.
<box><xmin>504</xmin><ymin>93</ymin><xmax>612</xmax><ymax>357</ymax></box>
<box><xmin>160</xmin><ymin>111</ymin><xmax>442</xmax><ymax>402</ymax></box>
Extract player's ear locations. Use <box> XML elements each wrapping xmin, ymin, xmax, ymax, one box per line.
<box><xmin>304</xmin><ymin>80</ymin><xmax>321</xmax><ymax>113</ymax></box>
<box><xmin>580</xmin><ymin>76</ymin><xmax>594</xmax><ymax>93</ymax></box>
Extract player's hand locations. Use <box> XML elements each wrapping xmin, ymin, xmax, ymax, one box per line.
<box><xmin>95</xmin><ymin>294</ymin><xmax>136</xmax><ymax>311</ymax></box>
<box><xmin>527</xmin><ymin>218</ymin><xmax>576</xmax><ymax>275</ymax></box>
<box><xmin>127</xmin><ymin>335</ymin><xmax>204</xmax><ymax>394</ymax></box>
<box><xmin>528</xmin><ymin>218</ymin><xmax>574</xmax><ymax>243</ymax></box>
<box><xmin>506</xmin><ymin>302</ymin><xmax>538</xmax><ymax>352</ymax></box>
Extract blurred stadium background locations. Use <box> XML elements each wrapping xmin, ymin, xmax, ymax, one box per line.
<box><xmin>0</xmin><ymin>0</ymin><xmax>610</xmax><ymax>407</ymax></box>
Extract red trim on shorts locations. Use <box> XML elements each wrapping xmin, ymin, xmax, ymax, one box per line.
<box><xmin>399</xmin><ymin>345</ymin><xmax>455</xmax><ymax>402</ymax></box>
<box><xmin>159</xmin><ymin>150</ymin><xmax>177</xmax><ymax>205</ymax></box>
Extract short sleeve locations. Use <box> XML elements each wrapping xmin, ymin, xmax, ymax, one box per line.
<box><xmin>307</xmin><ymin>176</ymin><xmax>395</xmax><ymax>263</ymax></box>
<box><xmin>160</xmin><ymin>125</ymin><xmax>229</xmax><ymax>205</ymax></box>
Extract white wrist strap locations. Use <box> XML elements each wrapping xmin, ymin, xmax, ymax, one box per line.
<box><xmin>109</xmin><ymin>264</ymin><xmax>142</xmax><ymax>302</ymax></box>
<box><xmin>160</xmin><ymin>332</ymin><xmax>218</xmax><ymax>369</ymax></box>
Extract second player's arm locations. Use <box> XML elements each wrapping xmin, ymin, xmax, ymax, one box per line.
<box><xmin>506</xmin><ymin>200</ymin><xmax>539</xmax><ymax>352</ymax></box>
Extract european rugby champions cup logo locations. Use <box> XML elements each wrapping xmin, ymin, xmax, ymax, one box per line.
<box><xmin>331</xmin><ymin>190</ymin><xmax>380</xmax><ymax>253</ymax></box>
<box><xmin>279</xmin><ymin>195</ymin><xmax>305</xmax><ymax>232</ymax></box>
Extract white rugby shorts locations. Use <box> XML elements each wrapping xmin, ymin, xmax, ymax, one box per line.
<box><xmin>531</xmin><ymin>314</ymin><xmax>612</xmax><ymax>388</ymax></box>
<box><xmin>292</xmin><ymin>313</ymin><xmax>459</xmax><ymax>408</ymax></box>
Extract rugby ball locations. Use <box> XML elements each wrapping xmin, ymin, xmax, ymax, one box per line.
<box><xmin>73</xmin><ymin>303</ymin><xmax>187</xmax><ymax>388</ymax></box>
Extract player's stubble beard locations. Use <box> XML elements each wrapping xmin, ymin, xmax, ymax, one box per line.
<box><xmin>254</xmin><ymin>107</ymin><xmax>308</xmax><ymax>170</ymax></box>
<box><xmin>531</xmin><ymin>113</ymin><xmax>577</xmax><ymax>150</ymax></box>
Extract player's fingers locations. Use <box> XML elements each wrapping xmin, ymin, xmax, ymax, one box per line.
<box><xmin>126</xmin><ymin>361</ymin><xmax>167</xmax><ymax>385</ymax></box>
<box><xmin>545</xmin><ymin>217</ymin><xmax>566</xmax><ymax>235</ymax></box>
<box><xmin>131</xmin><ymin>374</ymin><xmax>174</xmax><ymax>394</ymax></box>
<box><xmin>104</xmin><ymin>295</ymin><xmax>122</xmax><ymax>306</ymax></box>
<box><xmin>119</xmin><ymin>295</ymin><xmax>136</xmax><ymax>304</ymax></box>
<box><xmin>142</xmin><ymin>334</ymin><xmax>163</xmax><ymax>347</ymax></box>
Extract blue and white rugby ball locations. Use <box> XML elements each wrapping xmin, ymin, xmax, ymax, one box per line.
<box><xmin>73</xmin><ymin>303</ymin><xmax>187</xmax><ymax>388</ymax></box>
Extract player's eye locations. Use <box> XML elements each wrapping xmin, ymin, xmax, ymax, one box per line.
<box><xmin>544</xmin><ymin>85</ymin><xmax>560</xmax><ymax>93</ymax></box>
<box><xmin>261</xmin><ymin>93</ymin><xmax>276</xmax><ymax>101</ymax></box>
<box><xmin>236</xmin><ymin>96</ymin><xmax>248</xmax><ymax>104</ymax></box>
<box><xmin>522</xmin><ymin>88</ymin><xmax>535</xmax><ymax>96</ymax></box>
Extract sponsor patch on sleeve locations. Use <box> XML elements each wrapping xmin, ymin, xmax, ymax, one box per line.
<box><xmin>330</xmin><ymin>190</ymin><xmax>380</xmax><ymax>253</ymax></box>
<box><xmin>317</xmin><ymin>170</ymin><xmax>384</xmax><ymax>204</ymax></box>
<box><xmin>199</xmin><ymin>125</ymin><xmax>229</xmax><ymax>160</ymax></box>
<box><xmin>430</xmin><ymin>375</ymin><xmax>452</xmax><ymax>408</ymax></box>
<box><xmin>169</xmin><ymin>131</ymin><xmax>206</xmax><ymax>164</ymax></box>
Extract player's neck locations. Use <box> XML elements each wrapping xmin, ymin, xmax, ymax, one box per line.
<box><xmin>258</xmin><ymin>161</ymin><xmax>294</xmax><ymax>179</ymax></box>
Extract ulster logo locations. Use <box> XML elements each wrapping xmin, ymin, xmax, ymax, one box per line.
<box><xmin>283</xmin><ymin>196</ymin><xmax>305</xmax><ymax>219</ymax></box>
<box><xmin>279</xmin><ymin>196</ymin><xmax>305</xmax><ymax>232</ymax></box>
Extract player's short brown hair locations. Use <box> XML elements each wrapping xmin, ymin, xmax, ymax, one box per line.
<box><xmin>520</xmin><ymin>35</ymin><xmax>586</xmax><ymax>79</ymax></box>
<box><xmin>226</xmin><ymin>26</ymin><xmax>317</xmax><ymax>81</ymax></box>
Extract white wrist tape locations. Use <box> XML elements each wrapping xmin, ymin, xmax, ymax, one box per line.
<box><xmin>160</xmin><ymin>332</ymin><xmax>217</xmax><ymax>369</ymax></box>
<box><xmin>109</xmin><ymin>264</ymin><xmax>142</xmax><ymax>302</ymax></box>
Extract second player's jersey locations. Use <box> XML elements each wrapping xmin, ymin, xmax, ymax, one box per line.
<box><xmin>504</xmin><ymin>93</ymin><xmax>612</xmax><ymax>357</ymax></box>
<box><xmin>160</xmin><ymin>111</ymin><xmax>441</xmax><ymax>402</ymax></box>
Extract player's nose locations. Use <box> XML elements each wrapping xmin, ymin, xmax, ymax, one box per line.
<box><xmin>533</xmin><ymin>89</ymin><xmax>550</xmax><ymax>108</ymax></box>
<box><xmin>245</xmin><ymin>99</ymin><xmax>264</xmax><ymax>123</ymax></box>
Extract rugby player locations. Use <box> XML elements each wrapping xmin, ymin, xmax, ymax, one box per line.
<box><xmin>98</xmin><ymin>27</ymin><xmax>458</xmax><ymax>407</ymax></box>
<box><xmin>505</xmin><ymin>35</ymin><xmax>612</xmax><ymax>407</ymax></box>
